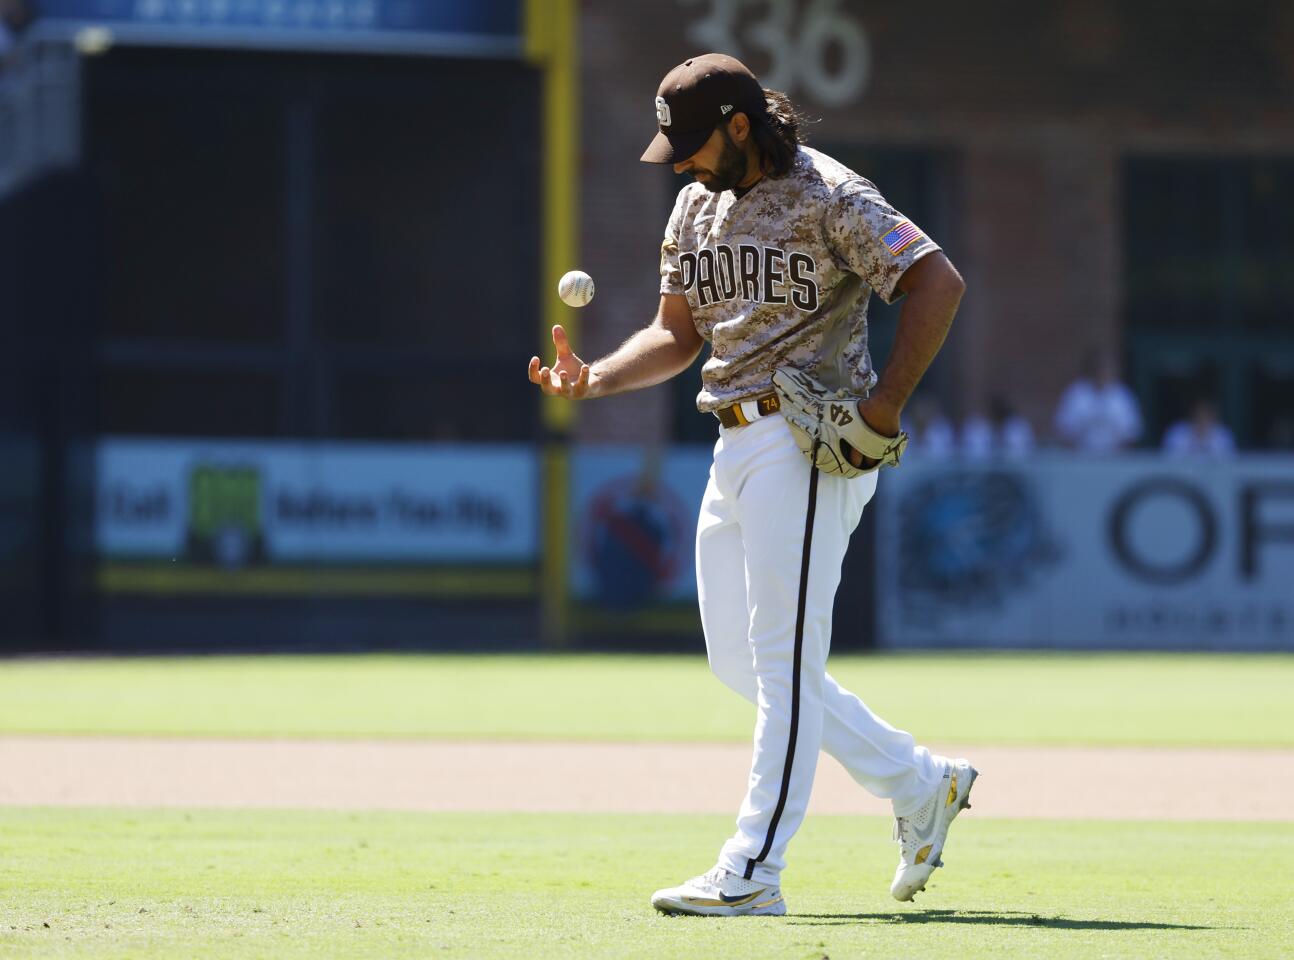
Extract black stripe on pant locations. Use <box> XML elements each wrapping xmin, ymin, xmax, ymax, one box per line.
<box><xmin>745</xmin><ymin>457</ymin><xmax>820</xmax><ymax>880</ymax></box>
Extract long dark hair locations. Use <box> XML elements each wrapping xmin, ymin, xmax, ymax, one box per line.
<box><xmin>749</xmin><ymin>88</ymin><xmax>808</xmax><ymax>177</ymax></box>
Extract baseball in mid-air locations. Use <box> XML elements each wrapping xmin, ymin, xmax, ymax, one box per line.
<box><xmin>558</xmin><ymin>270</ymin><xmax>595</xmax><ymax>307</ymax></box>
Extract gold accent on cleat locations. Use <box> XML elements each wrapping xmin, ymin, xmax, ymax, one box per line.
<box><xmin>751</xmin><ymin>894</ymin><xmax>784</xmax><ymax>910</ymax></box>
<box><xmin>947</xmin><ymin>773</ymin><xmax>958</xmax><ymax>806</ymax></box>
<box><xmin>915</xmin><ymin>844</ymin><xmax>933</xmax><ymax>865</ymax></box>
<box><xmin>683</xmin><ymin>890</ymin><xmax>764</xmax><ymax>908</ymax></box>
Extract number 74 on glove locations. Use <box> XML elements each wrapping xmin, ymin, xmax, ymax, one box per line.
<box><xmin>771</xmin><ymin>367</ymin><xmax>909</xmax><ymax>478</ymax></box>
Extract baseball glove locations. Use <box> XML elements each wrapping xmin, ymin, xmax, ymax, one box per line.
<box><xmin>771</xmin><ymin>367</ymin><xmax>909</xmax><ymax>478</ymax></box>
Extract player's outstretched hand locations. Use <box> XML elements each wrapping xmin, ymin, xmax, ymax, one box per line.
<box><xmin>528</xmin><ymin>324</ymin><xmax>593</xmax><ymax>399</ymax></box>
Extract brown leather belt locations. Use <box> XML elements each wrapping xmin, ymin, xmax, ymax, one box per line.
<box><xmin>715</xmin><ymin>393</ymin><xmax>781</xmax><ymax>428</ymax></box>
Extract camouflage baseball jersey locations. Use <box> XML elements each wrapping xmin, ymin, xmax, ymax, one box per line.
<box><xmin>660</xmin><ymin>146</ymin><xmax>940</xmax><ymax>413</ymax></box>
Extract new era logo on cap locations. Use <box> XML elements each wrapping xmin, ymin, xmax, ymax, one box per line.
<box><xmin>720</xmin><ymin>104</ymin><xmax>733</xmax><ymax>115</ymax></box>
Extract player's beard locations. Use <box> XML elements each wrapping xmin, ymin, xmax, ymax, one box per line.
<box><xmin>694</xmin><ymin>128</ymin><xmax>749</xmax><ymax>193</ymax></box>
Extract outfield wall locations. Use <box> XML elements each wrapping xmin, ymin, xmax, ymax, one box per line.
<box><xmin>875</xmin><ymin>455</ymin><xmax>1294</xmax><ymax>650</ymax></box>
<box><xmin>86</xmin><ymin>439</ymin><xmax>1294</xmax><ymax>652</ymax></box>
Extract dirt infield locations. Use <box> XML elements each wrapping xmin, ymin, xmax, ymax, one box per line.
<box><xmin>2</xmin><ymin>736</ymin><xmax>1290</xmax><ymax>820</ymax></box>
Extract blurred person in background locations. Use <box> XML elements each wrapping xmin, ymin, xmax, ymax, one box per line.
<box><xmin>0</xmin><ymin>0</ymin><xmax>31</xmax><ymax>69</ymax></box>
<box><xmin>962</xmin><ymin>394</ymin><xmax>1035</xmax><ymax>460</ymax></box>
<box><xmin>1053</xmin><ymin>348</ymin><xmax>1142</xmax><ymax>453</ymax></box>
<box><xmin>904</xmin><ymin>397</ymin><xmax>955</xmax><ymax>459</ymax></box>
<box><xmin>1162</xmin><ymin>398</ymin><xmax>1236</xmax><ymax>457</ymax></box>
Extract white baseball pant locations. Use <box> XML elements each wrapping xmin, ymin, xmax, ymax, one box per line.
<box><xmin>696</xmin><ymin>413</ymin><xmax>942</xmax><ymax>886</ymax></box>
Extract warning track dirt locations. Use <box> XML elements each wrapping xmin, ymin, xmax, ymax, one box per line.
<box><xmin>2</xmin><ymin>736</ymin><xmax>1288</xmax><ymax>821</ymax></box>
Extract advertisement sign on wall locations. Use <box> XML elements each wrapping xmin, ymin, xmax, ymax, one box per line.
<box><xmin>569</xmin><ymin>446</ymin><xmax>712</xmax><ymax>607</ymax></box>
<box><xmin>876</xmin><ymin>456</ymin><xmax>1294</xmax><ymax>650</ymax></box>
<box><xmin>97</xmin><ymin>439</ymin><xmax>538</xmax><ymax>592</ymax></box>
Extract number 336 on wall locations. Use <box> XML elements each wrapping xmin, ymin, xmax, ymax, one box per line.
<box><xmin>679</xmin><ymin>0</ymin><xmax>871</xmax><ymax>107</ymax></box>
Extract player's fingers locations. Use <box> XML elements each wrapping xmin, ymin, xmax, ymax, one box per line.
<box><xmin>552</xmin><ymin>324</ymin><xmax>572</xmax><ymax>358</ymax></box>
<box><xmin>528</xmin><ymin>356</ymin><xmax>542</xmax><ymax>383</ymax></box>
<box><xmin>844</xmin><ymin>442</ymin><xmax>877</xmax><ymax>470</ymax></box>
<box><xmin>572</xmin><ymin>363</ymin><xmax>591</xmax><ymax>397</ymax></box>
<box><xmin>558</xmin><ymin>369</ymin><xmax>571</xmax><ymax>397</ymax></box>
<box><xmin>537</xmin><ymin>365</ymin><xmax>555</xmax><ymax>395</ymax></box>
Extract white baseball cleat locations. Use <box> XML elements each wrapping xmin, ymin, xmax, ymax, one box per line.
<box><xmin>651</xmin><ymin>866</ymin><xmax>787</xmax><ymax>917</ymax></box>
<box><xmin>890</xmin><ymin>757</ymin><xmax>978</xmax><ymax>902</ymax></box>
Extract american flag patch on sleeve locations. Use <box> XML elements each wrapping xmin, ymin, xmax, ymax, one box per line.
<box><xmin>881</xmin><ymin>221</ymin><xmax>924</xmax><ymax>255</ymax></box>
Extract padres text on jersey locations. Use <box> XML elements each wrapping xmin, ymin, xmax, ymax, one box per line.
<box><xmin>660</xmin><ymin>146</ymin><xmax>940</xmax><ymax>413</ymax></box>
<box><xmin>678</xmin><ymin>245</ymin><xmax>820</xmax><ymax>312</ymax></box>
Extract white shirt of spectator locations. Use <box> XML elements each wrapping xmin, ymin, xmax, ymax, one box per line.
<box><xmin>1162</xmin><ymin>421</ymin><xmax>1236</xmax><ymax>457</ymax></box>
<box><xmin>1053</xmin><ymin>379</ymin><xmax>1142</xmax><ymax>453</ymax></box>
<box><xmin>961</xmin><ymin>415</ymin><xmax>1035</xmax><ymax>460</ymax></box>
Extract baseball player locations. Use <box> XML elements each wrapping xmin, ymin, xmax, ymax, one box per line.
<box><xmin>528</xmin><ymin>53</ymin><xmax>974</xmax><ymax>916</ymax></box>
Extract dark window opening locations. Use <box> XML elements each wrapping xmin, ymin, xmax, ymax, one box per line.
<box><xmin>88</xmin><ymin>48</ymin><xmax>540</xmax><ymax>442</ymax></box>
<box><xmin>1123</xmin><ymin>156</ymin><xmax>1294</xmax><ymax>447</ymax></box>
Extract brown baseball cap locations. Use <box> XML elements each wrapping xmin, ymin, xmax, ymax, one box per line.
<box><xmin>640</xmin><ymin>53</ymin><xmax>765</xmax><ymax>164</ymax></box>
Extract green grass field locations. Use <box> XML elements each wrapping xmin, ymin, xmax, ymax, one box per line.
<box><xmin>3</xmin><ymin>652</ymin><xmax>1292</xmax><ymax>958</ymax></box>
<box><xmin>2</xmin><ymin>652</ymin><xmax>1292</xmax><ymax>745</ymax></box>
<box><xmin>2</xmin><ymin>808</ymin><xmax>1289</xmax><ymax>960</ymax></box>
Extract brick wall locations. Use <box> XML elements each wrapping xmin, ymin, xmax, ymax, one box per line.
<box><xmin>574</xmin><ymin>0</ymin><xmax>1294</xmax><ymax>442</ymax></box>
